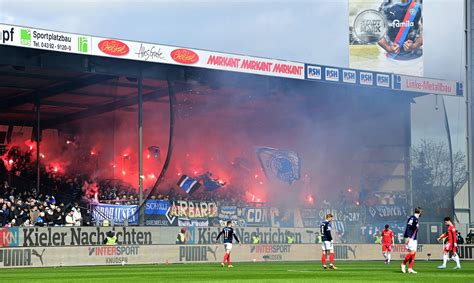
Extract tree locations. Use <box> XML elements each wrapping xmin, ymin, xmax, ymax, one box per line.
<box><xmin>412</xmin><ymin>139</ymin><xmax>467</xmax><ymax>192</ymax></box>
<box><xmin>411</xmin><ymin>139</ymin><xmax>467</xmax><ymax>220</ymax></box>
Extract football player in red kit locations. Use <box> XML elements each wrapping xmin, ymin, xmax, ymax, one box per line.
<box><xmin>437</xmin><ymin>217</ymin><xmax>461</xmax><ymax>269</ymax></box>
<box><xmin>381</xmin><ymin>224</ymin><xmax>395</xmax><ymax>264</ymax></box>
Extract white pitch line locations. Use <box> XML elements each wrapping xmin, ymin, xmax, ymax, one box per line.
<box><xmin>287</xmin><ymin>269</ymin><xmax>317</xmax><ymax>273</ymax></box>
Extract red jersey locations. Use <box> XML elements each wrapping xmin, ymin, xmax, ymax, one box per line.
<box><xmin>440</xmin><ymin>225</ymin><xmax>457</xmax><ymax>245</ymax></box>
<box><xmin>381</xmin><ymin>229</ymin><xmax>394</xmax><ymax>245</ymax></box>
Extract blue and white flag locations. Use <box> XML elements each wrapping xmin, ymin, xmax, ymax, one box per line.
<box><xmin>91</xmin><ymin>203</ymin><xmax>138</xmax><ymax>225</ymax></box>
<box><xmin>177</xmin><ymin>175</ymin><xmax>201</xmax><ymax>194</ymax></box>
<box><xmin>144</xmin><ymin>200</ymin><xmax>170</xmax><ymax>215</ymax></box>
<box><xmin>256</xmin><ymin>147</ymin><xmax>301</xmax><ymax>184</ymax></box>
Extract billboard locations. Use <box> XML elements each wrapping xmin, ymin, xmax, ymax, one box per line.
<box><xmin>349</xmin><ymin>0</ymin><xmax>423</xmax><ymax>76</ymax></box>
<box><xmin>0</xmin><ymin>22</ymin><xmax>463</xmax><ymax>95</ymax></box>
<box><xmin>2</xmin><ymin>244</ymin><xmax>466</xmax><ymax>268</ymax></box>
<box><xmin>393</xmin><ymin>74</ymin><xmax>463</xmax><ymax>96</ymax></box>
<box><xmin>0</xmin><ymin>226</ymin><xmax>318</xmax><ymax>247</ymax></box>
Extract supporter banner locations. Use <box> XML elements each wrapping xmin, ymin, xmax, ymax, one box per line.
<box><xmin>349</xmin><ymin>0</ymin><xmax>423</xmax><ymax>77</ymax></box>
<box><xmin>317</xmin><ymin>208</ymin><xmax>364</xmax><ymax>234</ymax></box>
<box><xmin>3</xmin><ymin>244</ymin><xmax>468</xmax><ymax>268</ymax></box>
<box><xmin>204</xmin><ymin>206</ymin><xmax>301</xmax><ymax>228</ymax></box>
<box><xmin>218</xmin><ymin>206</ymin><xmax>238</xmax><ymax>221</ymax></box>
<box><xmin>301</xmin><ymin>208</ymin><xmax>320</xmax><ymax>228</ymax></box>
<box><xmin>144</xmin><ymin>200</ymin><xmax>170</xmax><ymax>215</ymax></box>
<box><xmin>393</xmin><ymin>75</ymin><xmax>463</xmax><ymax>96</ymax></box>
<box><xmin>367</xmin><ymin>205</ymin><xmax>407</xmax><ymax>221</ymax></box>
<box><xmin>213</xmin><ymin>218</ymin><xmax>247</xmax><ymax>227</ymax></box>
<box><xmin>169</xmin><ymin>200</ymin><xmax>218</xmax><ymax>219</ymax></box>
<box><xmin>268</xmin><ymin>207</ymin><xmax>301</xmax><ymax>228</ymax></box>
<box><xmin>177</xmin><ymin>218</ymin><xmax>209</xmax><ymax>227</ymax></box>
<box><xmin>144</xmin><ymin>215</ymin><xmax>178</xmax><ymax>226</ymax></box>
<box><xmin>91</xmin><ymin>204</ymin><xmax>139</xmax><ymax>225</ymax></box>
<box><xmin>240</xmin><ymin>207</ymin><xmax>271</xmax><ymax>227</ymax></box>
<box><xmin>144</xmin><ymin>200</ymin><xmax>177</xmax><ymax>226</ymax></box>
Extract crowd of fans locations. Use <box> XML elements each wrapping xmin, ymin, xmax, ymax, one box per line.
<box><xmin>0</xmin><ymin>146</ymin><xmax>95</xmax><ymax>227</ymax></box>
<box><xmin>0</xmin><ymin>181</ymin><xmax>92</xmax><ymax>227</ymax></box>
<box><xmin>0</xmin><ymin>145</ymin><xmax>248</xmax><ymax>228</ymax></box>
<box><xmin>97</xmin><ymin>182</ymin><xmax>245</xmax><ymax>206</ymax></box>
<box><xmin>3</xmin><ymin>143</ymin><xmax>471</xmax><ymax>245</ymax></box>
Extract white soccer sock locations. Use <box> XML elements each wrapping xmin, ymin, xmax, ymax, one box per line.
<box><xmin>387</xmin><ymin>253</ymin><xmax>391</xmax><ymax>262</ymax></box>
<box><xmin>442</xmin><ymin>253</ymin><xmax>448</xmax><ymax>266</ymax></box>
<box><xmin>383</xmin><ymin>252</ymin><xmax>387</xmax><ymax>259</ymax></box>
<box><xmin>452</xmin><ymin>254</ymin><xmax>461</xmax><ymax>267</ymax></box>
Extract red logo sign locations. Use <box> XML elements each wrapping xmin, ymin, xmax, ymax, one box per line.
<box><xmin>98</xmin><ymin>39</ymin><xmax>129</xmax><ymax>56</ymax></box>
<box><xmin>171</xmin><ymin>48</ymin><xmax>199</xmax><ymax>64</ymax></box>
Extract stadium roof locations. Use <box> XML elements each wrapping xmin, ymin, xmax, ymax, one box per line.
<box><xmin>0</xmin><ymin>23</ymin><xmax>464</xmax><ymax>128</ymax></box>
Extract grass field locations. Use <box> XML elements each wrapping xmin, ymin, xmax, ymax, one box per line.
<box><xmin>0</xmin><ymin>261</ymin><xmax>473</xmax><ymax>283</ymax></box>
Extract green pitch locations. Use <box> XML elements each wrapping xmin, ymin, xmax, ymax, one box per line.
<box><xmin>0</xmin><ymin>261</ymin><xmax>473</xmax><ymax>283</ymax></box>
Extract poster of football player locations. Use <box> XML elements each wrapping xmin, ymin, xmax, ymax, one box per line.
<box><xmin>349</xmin><ymin>0</ymin><xmax>423</xmax><ymax>76</ymax></box>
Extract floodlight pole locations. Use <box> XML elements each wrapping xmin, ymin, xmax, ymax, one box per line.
<box><xmin>35</xmin><ymin>94</ymin><xmax>41</xmax><ymax>194</ymax></box>
<box><xmin>406</xmin><ymin>105</ymin><xmax>413</xmax><ymax>212</ymax></box>
<box><xmin>138</xmin><ymin>75</ymin><xmax>144</xmax><ymax>225</ymax></box>
<box><xmin>467</xmin><ymin>0</ymin><xmax>474</xmax><ymax>225</ymax></box>
<box><xmin>442</xmin><ymin>97</ymin><xmax>456</xmax><ymax>220</ymax></box>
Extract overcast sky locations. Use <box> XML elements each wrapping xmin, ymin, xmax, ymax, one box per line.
<box><xmin>0</xmin><ymin>0</ymin><xmax>467</xmax><ymax>152</ymax></box>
